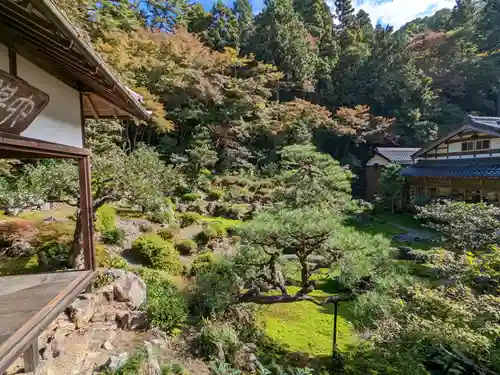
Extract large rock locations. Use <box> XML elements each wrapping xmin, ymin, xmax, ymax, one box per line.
<box><xmin>116</xmin><ymin>311</ymin><xmax>148</xmax><ymax>330</ymax></box>
<box><xmin>113</xmin><ymin>273</ymin><xmax>147</xmax><ymax>309</ymax></box>
<box><xmin>67</xmin><ymin>298</ymin><xmax>94</xmax><ymax>329</ymax></box>
<box><xmin>106</xmin><ymin>352</ymin><xmax>129</xmax><ymax>372</ymax></box>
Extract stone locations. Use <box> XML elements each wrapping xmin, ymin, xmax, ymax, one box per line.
<box><xmin>115</xmin><ymin>311</ymin><xmax>147</xmax><ymax>330</ymax></box>
<box><xmin>129</xmin><ymin>311</ymin><xmax>148</xmax><ymax>330</ymax></box>
<box><xmin>106</xmin><ymin>352</ymin><xmax>129</xmax><ymax>372</ymax></box>
<box><xmin>43</xmin><ymin>216</ymin><xmax>58</xmax><ymax>223</ymax></box>
<box><xmin>113</xmin><ymin>273</ymin><xmax>146</xmax><ymax>309</ymax></box>
<box><xmin>40</xmin><ymin>344</ymin><xmax>52</xmax><ymax>360</ymax></box>
<box><xmin>109</xmin><ymin>268</ymin><xmax>127</xmax><ymax>280</ymax></box>
<box><xmin>51</xmin><ymin>332</ymin><xmax>65</xmax><ymax>358</ymax></box>
<box><xmin>147</xmin><ymin>358</ymin><xmax>162</xmax><ymax>375</ymax></box>
<box><xmin>102</xmin><ymin>341</ymin><xmax>114</xmax><ymax>351</ymax></box>
<box><xmin>67</xmin><ymin>298</ymin><xmax>94</xmax><ymax>329</ymax></box>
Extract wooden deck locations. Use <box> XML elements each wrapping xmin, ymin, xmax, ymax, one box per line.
<box><xmin>0</xmin><ymin>270</ymin><xmax>94</xmax><ymax>373</ymax></box>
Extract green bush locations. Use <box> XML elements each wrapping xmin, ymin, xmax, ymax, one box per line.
<box><xmin>190</xmin><ymin>252</ymin><xmax>214</xmax><ymax>276</ymax></box>
<box><xmin>101</xmin><ymin>228</ymin><xmax>126</xmax><ymax>246</ymax></box>
<box><xmin>146</xmin><ymin>278</ymin><xmax>188</xmax><ymax>333</ymax></box>
<box><xmin>157</xmin><ymin>227</ymin><xmax>177</xmax><ymax>241</ymax></box>
<box><xmin>209</xmin><ymin>222</ymin><xmax>227</xmax><ymax>238</ymax></box>
<box><xmin>175</xmin><ymin>239</ymin><xmax>197</xmax><ymax>255</ymax></box>
<box><xmin>192</xmin><ymin>260</ymin><xmax>238</xmax><ymax>315</ymax></box>
<box><xmin>199</xmin><ymin>320</ymin><xmax>241</xmax><ymax>361</ymax></box>
<box><xmin>96</xmin><ymin>245</ymin><xmax>128</xmax><ymax>269</ymax></box>
<box><xmin>96</xmin><ymin>204</ymin><xmax>117</xmax><ymax>232</ymax></box>
<box><xmin>132</xmin><ymin>234</ymin><xmax>182</xmax><ymax>273</ymax></box>
<box><xmin>200</xmin><ymin>169</ymin><xmax>212</xmax><ymax>176</ymax></box>
<box><xmin>182</xmin><ymin>193</ymin><xmax>201</xmax><ymax>202</ymax></box>
<box><xmin>195</xmin><ymin>225</ymin><xmax>218</xmax><ymax>245</ymax></box>
<box><xmin>208</xmin><ymin>188</ymin><xmax>225</xmax><ymax>200</ymax></box>
<box><xmin>180</xmin><ymin>212</ymin><xmax>202</xmax><ymax>227</ymax></box>
<box><xmin>37</xmin><ymin>241</ymin><xmax>70</xmax><ymax>269</ymax></box>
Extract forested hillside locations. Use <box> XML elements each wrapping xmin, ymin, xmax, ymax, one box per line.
<box><xmin>55</xmin><ymin>0</ymin><xmax>500</xmax><ymax>159</ymax></box>
<box><xmin>1</xmin><ymin>1</ymin><xmax>500</xmax><ymax>375</ymax></box>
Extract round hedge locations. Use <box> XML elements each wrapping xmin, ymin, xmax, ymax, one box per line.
<box><xmin>131</xmin><ymin>234</ymin><xmax>182</xmax><ymax>274</ymax></box>
<box><xmin>175</xmin><ymin>239</ymin><xmax>197</xmax><ymax>255</ymax></box>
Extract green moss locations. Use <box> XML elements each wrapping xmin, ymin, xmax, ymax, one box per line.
<box><xmin>198</xmin><ymin>216</ymin><xmax>241</xmax><ymax>230</ymax></box>
<box><xmin>182</xmin><ymin>193</ymin><xmax>201</xmax><ymax>202</ymax></box>
<box><xmin>35</xmin><ymin>221</ymin><xmax>75</xmax><ymax>246</ymax></box>
<box><xmin>0</xmin><ymin>254</ymin><xmax>39</xmax><ymax>276</ymax></box>
<box><xmin>95</xmin><ymin>204</ymin><xmax>117</xmax><ymax>232</ymax></box>
<box><xmin>95</xmin><ymin>245</ymin><xmax>127</xmax><ymax>269</ymax></box>
<box><xmin>256</xmin><ymin>287</ymin><xmax>356</xmax><ymax>356</ymax></box>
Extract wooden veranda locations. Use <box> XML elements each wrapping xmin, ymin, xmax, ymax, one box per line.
<box><xmin>0</xmin><ymin>134</ymin><xmax>96</xmax><ymax>373</ymax></box>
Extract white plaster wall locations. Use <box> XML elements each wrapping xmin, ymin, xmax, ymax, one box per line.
<box><xmin>449</xmin><ymin>143</ymin><xmax>461</xmax><ymax>153</ymax></box>
<box><xmin>366</xmin><ymin>154</ymin><xmax>390</xmax><ymax>166</ymax></box>
<box><xmin>0</xmin><ymin>43</ymin><xmax>10</xmax><ymax>72</ymax></box>
<box><xmin>491</xmin><ymin>138</ymin><xmax>500</xmax><ymax>149</ymax></box>
<box><xmin>15</xmin><ymin>55</ymin><xmax>83</xmax><ymax>147</ymax></box>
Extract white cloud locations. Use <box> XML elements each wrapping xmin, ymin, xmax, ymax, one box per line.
<box><xmin>344</xmin><ymin>0</ymin><xmax>456</xmax><ymax>29</ymax></box>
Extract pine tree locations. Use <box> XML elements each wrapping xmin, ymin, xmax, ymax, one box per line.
<box><xmin>251</xmin><ymin>0</ymin><xmax>318</xmax><ymax>92</ymax></box>
<box><xmin>334</xmin><ymin>0</ymin><xmax>355</xmax><ymax>30</ymax></box>
<box><xmin>203</xmin><ymin>1</ymin><xmax>239</xmax><ymax>51</ymax></box>
<box><xmin>233</xmin><ymin>0</ymin><xmax>254</xmax><ymax>54</ymax></box>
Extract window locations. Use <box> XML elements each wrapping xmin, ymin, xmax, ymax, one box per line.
<box><xmin>462</xmin><ymin>141</ymin><xmax>474</xmax><ymax>151</ymax></box>
<box><xmin>461</xmin><ymin>139</ymin><xmax>491</xmax><ymax>152</ymax></box>
<box><xmin>476</xmin><ymin>139</ymin><xmax>490</xmax><ymax>150</ymax></box>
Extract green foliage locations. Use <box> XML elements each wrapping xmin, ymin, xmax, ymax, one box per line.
<box><xmin>199</xmin><ymin>320</ymin><xmax>241</xmax><ymax>361</ymax></box>
<box><xmin>192</xmin><ymin>260</ymin><xmax>239</xmax><ymax>315</ymax></box>
<box><xmin>157</xmin><ymin>227</ymin><xmax>178</xmax><ymax>241</ymax></box>
<box><xmin>182</xmin><ymin>193</ymin><xmax>202</xmax><ymax>202</ymax></box>
<box><xmin>146</xmin><ymin>278</ymin><xmax>188</xmax><ymax>333</ymax></box>
<box><xmin>37</xmin><ymin>241</ymin><xmax>71</xmax><ymax>269</ymax></box>
<box><xmin>95</xmin><ymin>204</ymin><xmax>117</xmax><ymax>233</ymax></box>
<box><xmin>101</xmin><ymin>228</ymin><xmax>126</xmax><ymax>246</ymax></box>
<box><xmin>96</xmin><ymin>245</ymin><xmax>128</xmax><ymax>269</ymax></box>
<box><xmin>275</xmin><ymin>145</ymin><xmax>353</xmax><ymax>211</ymax></box>
<box><xmin>207</xmin><ymin>188</ymin><xmax>225</xmax><ymax>200</ymax></box>
<box><xmin>180</xmin><ymin>212</ymin><xmax>202</xmax><ymax>227</ymax></box>
<box><xmin>100</xmin><ymin>348</ymin><xmax>146</xmax><ymax>375</ymax></box>
<box><xmin>417</xmin><ymin>201</ymin><xmax>500</xmax><ymax>253</ymax></box>
<box><xmin>190</xmin><ymin>252</ymin><xmax>215</xmax><ymax>276</ymax></box>
<box><xmin>132</xmin><ymin>234</ymin><xmax>182</xmax><ymax>273</ymax></box>
<box><xmin>175</xmin><ymin>239</ymin><xmax>197</xmax><ymax>255</ymax></box>
<box><xmin>376</xmin><ymin>164</ymin><xmax>405</xmax><ymax>212</ymax></box>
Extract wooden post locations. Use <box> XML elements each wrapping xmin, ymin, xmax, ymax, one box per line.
<box><xmin>23</xmin><ymin>340</ymin><xmax>39</xmax><ymax>373</ymax></box>
<box><xmin>424</xmin><ymin>177</ymin><xmax>428</xmax><ymax>196</ymax></box>
<box><xmin>480</xmin><ymin>179</ymin><xmax>484</xmax><ymax>202</ymax></box>
<box><xmin>79</xmin><ymin>156</ymin><xmax>95</xmax><ymax>270</ymax></box>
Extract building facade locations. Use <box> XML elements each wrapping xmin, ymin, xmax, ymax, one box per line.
<box><xmin>365</xmin><ymin>147</ymin><xmax>419</xmax><ymax>201</ymax></box>
<box><xmin>402</xmin><ymin>116</ymin><xmax>500</xmax><ymax>204</ymax></box>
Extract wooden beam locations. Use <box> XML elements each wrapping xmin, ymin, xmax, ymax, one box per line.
<box><xmin>79</xmin><ymin>156</ymin><xmax>95</xmax><ymax>271</ymax></box>
<box><xmin>8</xmin><ymin>48</ymin><xmax>17</xmax><ymax>76</ymax></box>
<box><xmin>85</xmin><ymin>94</ymin><xmax>99</xmax><ymax>119</ymax></box>
<box><xmin>23</xmin><ymin>340</ymin><xmax>39</xmax><ymax>373</ymax></box>
<box><xmin>480</xmin><ymin>179</ymin><xmax>484</xmax><ymax>202</ymax></box>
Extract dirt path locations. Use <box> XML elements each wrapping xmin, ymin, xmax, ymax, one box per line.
<box><xmin>387</xmin><ymin>221</ymin><xmax>436</xmax><ymax>240</ymax></box>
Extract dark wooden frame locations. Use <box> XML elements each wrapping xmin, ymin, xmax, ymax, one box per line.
<box><xmin>0</xmin><ymin>133</ymin><xmax>95</xmax><ymax>374</ymax></box>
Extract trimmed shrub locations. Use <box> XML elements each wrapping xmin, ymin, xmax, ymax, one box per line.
<box><xmin>96</xmin><ymin>245</ymin><xmax>127</xmax><ymax>269</ymax></box>
<box><xmin>190</xmin><ymin>252</ymin><xmax>214</xmax><ymax>276</ymax></box>
<box><xmin>195</xmin><ymin>225</ymin><xmax>218</xmax><ymax>245</ymax></box>
<box><xmin>182</xmin><ymin>193</ymin><xmax>201</xmax><ymax>202</ymax></box>
<box><xmin>208</xmin><ymin>188</ymin><xmax>225</xmax><ymax>200</ymax></box>
<box><xmin>132</xmin><ymin>234</ymin><xmax>182</xmax><ymax>273</ymax></box>
<box><xmin>192</xmin><ymin>260</ymin><xmax>239</xmax><ymax>315</ymax></box>
<box><xmin>200</xmin><ymin>169</ymin><xmax>212</xmax><ymax>176</ymax></box>
<box><xmin>146</xmin><ymin>278</ymin><xmax>188</xmax><ymax>333</ymax></box>
<box><xmin>157</xmin><ymin>227</ymin><xmax>177</xmax><ymax>241</ymax></box>
<box><xmin>199</xmin><ymin>320</ymin><xmax>241</xmax><ymax>361</ymax></box>
<box><xmin>101</xmin><ymin>228</ymin><xmax>126</xmax><ymax>246</ymax></box>
<box><xmin>180</xmin><ymin>212</ymin><xmax>201</xmax><ymax>227</ymax></box>
<box><xmin>209</xmin><ymin>222</ymin><xmax>227</xmax><ymax>238</ymax></box>
<box><xmin>95</xmin><ymin>204</ymin><xmax>116</xmax><ymax>232</ymax></box>
<box><xmin>175</xmin><ymin>239</ymin><xmax>197</xmax><ymax>255</ymax></box>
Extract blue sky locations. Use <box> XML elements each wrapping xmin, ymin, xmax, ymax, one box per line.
<box><xmin>197</xmin><ymin>0</ymin><xmax>456</xmax><ymax>29</ymax></box>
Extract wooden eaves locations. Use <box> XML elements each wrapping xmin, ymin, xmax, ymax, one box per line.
<box><xmin>0</xmin><ymin>0</ymin><xmax>151</xmax><ymax>121</ymax></box>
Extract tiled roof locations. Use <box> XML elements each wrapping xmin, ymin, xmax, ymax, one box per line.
<box><xmin>376</xmin><ymin>147</ymin><xmax>420</xmax><ymax>165</ymax></box>
<box><xmin>469</xmin><ymin>115</ymin><xmax>500</xmax><ymax>128</ymax></box>
<box><xmin>402</xmin><ymin>158</ymin><xmax>500</xmax><ymax>178</ymax></box>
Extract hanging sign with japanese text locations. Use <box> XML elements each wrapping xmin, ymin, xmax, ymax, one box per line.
<box><xmin>0</xmin><ymin>69</ymin><xmax>50</xmax><ymax>134</ymax></box>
